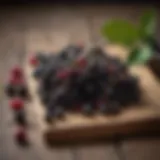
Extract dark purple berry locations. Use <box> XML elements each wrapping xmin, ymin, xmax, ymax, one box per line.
<box><xmin>105</xmin><ymin>101</ymin><xmax>121</xmax><ymax>115</ymax></box>
<box><xmin>82</xmin><ymin>104</ymin><xmax>94</xmax><ymax>115</ymax></box>
<box><xmin>5</xmin><ymin>84</ymin><xmax>15</xmax><ymax>97</ymax></box>
<box><xmin>14</xmin><ymin>128</ymin><xmax>28</xmax><ymax>146</ymax></box>
<box><xmin>14</xmin><ymin>110</ymin><xmax>26</xmax><ymax>126</ymax></box>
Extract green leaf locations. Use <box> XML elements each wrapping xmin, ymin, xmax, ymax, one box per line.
<box><xmin>139</xmin><ymin>9</ymin><xmax>156</xmax><ymax>40</ymax></box>
<box><xmin>101</xmin><ymin>20</ymin><xmax>139</xmax><ymax>46</ymax></box>
<box><xmin>127</xmin><ymin>44</ymin><xmax>154</xmax><ymax>65</ymax></box>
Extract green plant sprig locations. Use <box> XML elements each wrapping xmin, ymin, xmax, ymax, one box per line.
<box><xmin>101</xmin><ymin>9</ymin><xmax>157</xmax><ymax>66</ymax></box>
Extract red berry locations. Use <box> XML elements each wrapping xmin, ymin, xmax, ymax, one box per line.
<box><xmin>10</xmin><ymin>98</ymin><xmax>24</xmax><ymax>111</ymax></box>
<box><xmin>15</xmin><ymin>127</ymin><xmax>26</xmax><ymax>142</ymax></box>
<box><xmin>9</xmin><ymin>76</ymin><xmax>24</xmax><ymax>85</ymax></box>
<box><xmin>56</xmin><ymin>69</ymin><xmax>71</xmax><ymax>79</ymax></box>
<box><xmin>29</xmin><ymin>55</ymin><xmax>39</xmax><ymax>66</ymax></box>
<box><xmin>11</xmin><ymin>66</ymin><xmax>23</xmax><ymax>78</ymax></box>
<box><xmin>77</xmin><ymin>58</ymin><xmax>87</xmax><ymax>67</ymax></box>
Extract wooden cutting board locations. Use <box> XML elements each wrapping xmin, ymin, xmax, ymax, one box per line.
<box><xmin>24</xmin><ymin>45</ymin><xmax>160</xmax><ymax>145</ymax></box>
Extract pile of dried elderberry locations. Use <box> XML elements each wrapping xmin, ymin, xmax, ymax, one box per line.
<box><xmin>30</xmin><ymin>45</ymin><xmax>141</xmax><ymax>123</ymax></box>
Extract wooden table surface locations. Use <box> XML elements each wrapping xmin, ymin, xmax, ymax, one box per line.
<box><xmin>0</xmin><ymin>5</ymin><xmax>160</xmax><ymax>160</ymax></box>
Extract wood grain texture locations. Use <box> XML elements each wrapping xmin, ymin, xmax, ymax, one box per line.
<box><xmin>74</xmin><ymin>144</ymin><xmax>119</xmax><ymax>160</ymax></box>
<box><xmin>122</xmin><ymin>139</ymin><xmax>160</xmax><ymax>160</ymax></box>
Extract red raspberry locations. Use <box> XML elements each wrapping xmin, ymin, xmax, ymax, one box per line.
<box><xmin>29</xmin><ymin>55</ymin><xmax>39</xmax><ymax>67</ymax></box>
<box><xmin>11</xmin><ymin>66</ymin><xmax>23</xmax><ymax>78</ymax></box>
<box><xmin>10</xmin><ymin>98</ymin><xmax>24</xmax><ymax>111</ymax></box>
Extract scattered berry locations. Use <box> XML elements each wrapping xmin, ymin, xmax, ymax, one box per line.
<box><xmin>10</xmin><ymin>98</ymin><xmax>24</xmax><ymax>111</ymax></box>
<box><xmin>14</xmin><ymin>110</ymin><xmax>26</xmax><ymax>126</ymax></box>
<box><xmin>29</xmin><ymin>55</ymin><xmax>39</xmax><ymax>66</ymax></box>
<box><xmin>5</xmin><ymin>84</ymin><xmax>15</xmax><ymax>97</ymax></box>
<box><xmin>18</xmin><ymin>85</ymin><xmax>28</xmax><ymax>98</ymax></box>
<box><xmin>14</xmin><ymin>127</ymin><xmax>28</xmax><ymax>146</ymax></box>
<box><xmin>9</xmin><ymin>76</ymin><xmax>24</xmax><ymax>85</ymax></box>
<box><xmin>11</xmin><ymin>66</ymin><xmax>23</xmax><ymax>78</ymax></box>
